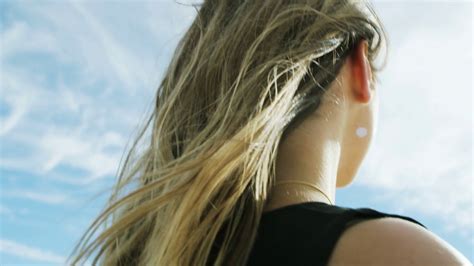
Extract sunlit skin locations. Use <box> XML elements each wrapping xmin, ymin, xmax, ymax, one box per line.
<box><xmin>263</xmin><ymin>40</ymin><xmax>377</xmax><ymax>212</ymax></box>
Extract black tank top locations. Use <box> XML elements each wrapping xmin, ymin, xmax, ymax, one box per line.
<box><xmin>245</xmin><ymin>201</ymin><xmax>427</xmax><ymax>266</ymax></box>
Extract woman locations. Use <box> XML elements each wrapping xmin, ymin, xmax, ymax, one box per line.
<box><xmin>68</xmin><ymin>0</ymin><xmax>470</xmax><ymax>265</ymax></box>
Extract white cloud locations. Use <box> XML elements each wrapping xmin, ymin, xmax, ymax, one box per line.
<box><xmin>0</xmin><ymin>204</ymin><xmax>30</xmax><ymax>225</ymax></box>
<box><xmin>0</xmin><ymin>1</ymin><xmax>196</xmax><ymax>188</ymax></box>
<box><xmin>0</xmin><ymin>20</ymin><xmax>67</xmax><ymax>63</ymax></box>
<box><xmin>41</xmin><ymin>135</ymin><xmax>121</xmax><ymax>183</ymax></box>
<box><xmin>356</xmin><ymin>2</ymin><xmax>473</xmax><ymax>237</ymax></box>
<box><xmin>2</xmin><ymin>189</ymin><xmax>72</xmax><ymax>205</ymax></box>
<box><xmin>0</xmin><ymin>1</ymin><xmax>161</xmax><ymax>181</ymax></box>
<box><xmin>0</xmin><ymin>23</ymin><xmax>145</xmax><ymax>185</ymax></box>
<box><xmin>0</xmin><ymin>97</ymin><xmax>29</xmax><ymax>136</ymax></box>
<box><xmin>0</xmin><ymin>204</ymin><xmax>15</xmax><ymax>220</ymax></box>
<box><xmin>0</xmin><ymin>68</ymin><xmax>35</xmax><ymax>137</ymax></box>
<box><xmin>0</xmin><ymin>239</ymin><xmax>65</xmax><ymax>264</ymax></box>
<box><xmin>69</xmin><ymin>1</ymin><xmax>149</xmax><ymax>92</ymax></box>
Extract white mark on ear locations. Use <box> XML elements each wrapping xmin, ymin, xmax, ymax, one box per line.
<box><xmin>356</xmin><ymin>127</ymin><xmax>368</xmax><ymax>138</ymax></box>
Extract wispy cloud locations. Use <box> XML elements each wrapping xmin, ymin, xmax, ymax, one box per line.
<box><xmin>0</xmin><ymin>1</ymin><xmax>196</xmax><ymax>186</ymax></box>
<box><xmin>0</xmin><ymin>239</ymin><xmax>65</xmax><ymax>264</ymax></box>
<box><xmin>0</xmin><ymin>4</ymin><xmax>145</xmax><ymax>184</ymax></box>
<box><xmin>0</xmin><ymin>204</ymin><xmax>15</xmax><ymax>220</ymax></box>
<box><xmin>2</xmin><ymin>189</ymin><xmax>72</xmax><ymax>205</ymax></box>
<box><xmin>69</xmin><ymin>1</ymin><xmax>149</xmax><ymax>92</ymax></box>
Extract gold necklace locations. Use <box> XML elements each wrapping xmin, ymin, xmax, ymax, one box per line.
<box><xmin>273</xmin><ymin>180</ymin><xmax>334</xmax><ymax>205</ymax></box>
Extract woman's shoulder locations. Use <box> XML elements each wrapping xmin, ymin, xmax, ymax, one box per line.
<box><xmin>255</xmin><ymin>202</ymin><xmax>470</xmax><ymax>265</ymax></box>
<box><xmin>327</xmin><ymin>216</ymin><xmax>471</xmax><ymax>266</ymax></box>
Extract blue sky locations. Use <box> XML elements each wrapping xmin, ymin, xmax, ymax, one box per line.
<box><xmin>0</xmin><ymin>0</ymin><xmax>472</xmax><ymax>265</ymax></box>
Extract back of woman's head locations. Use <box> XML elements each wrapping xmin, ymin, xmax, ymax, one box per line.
<box><xmin>68</xmin><ymin>0</ymin><xmax>386</xmax><ymax>265</ymax></box>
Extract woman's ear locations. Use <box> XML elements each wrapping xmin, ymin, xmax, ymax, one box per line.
<box><xmin>349</xmin><ymin>40</ymin><xmax>373</xmax><ymax>104</ymax></box>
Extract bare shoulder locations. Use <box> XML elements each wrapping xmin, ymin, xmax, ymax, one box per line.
<box><xmin>327</xmin><ymin>217</ymin><xmax>472</xmax><ymax>266</ymax></box>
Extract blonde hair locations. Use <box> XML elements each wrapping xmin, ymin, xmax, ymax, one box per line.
<box><xmin>68</xmin><ymin>0</ymin><xmax>386</xmax><ymax>265</ymax></box>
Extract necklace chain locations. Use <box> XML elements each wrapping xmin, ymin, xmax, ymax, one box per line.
<box><xmin>272</xmin><ymin>180</ymin><xmax>334</xmax><ymax>205</ymax></box>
